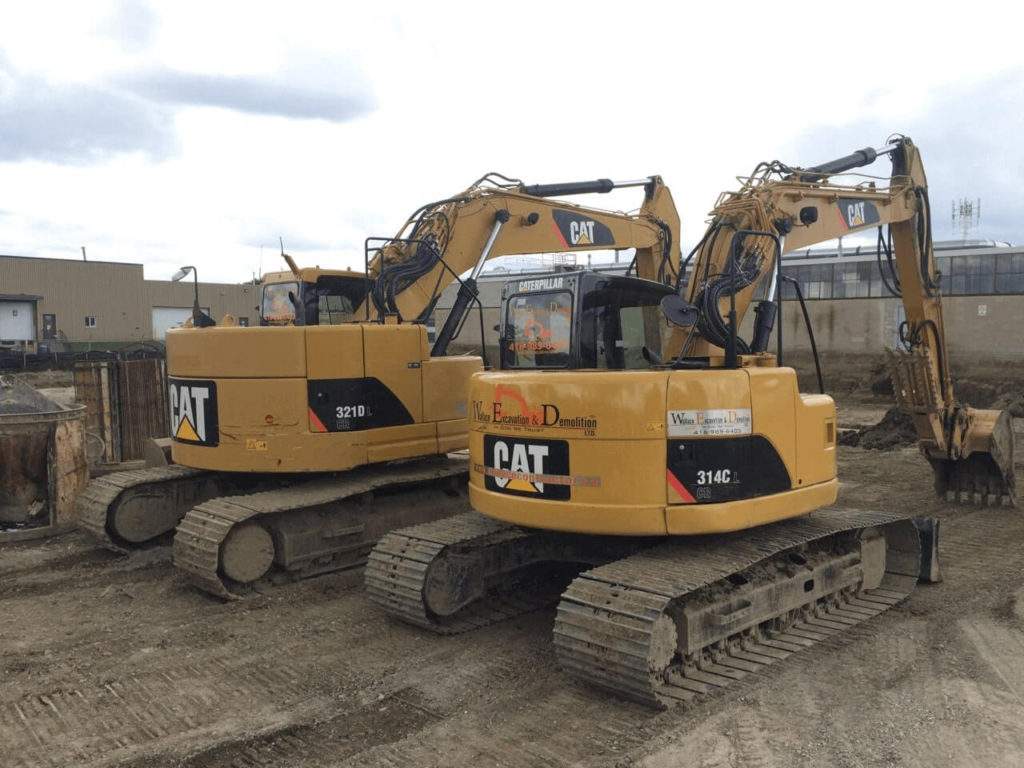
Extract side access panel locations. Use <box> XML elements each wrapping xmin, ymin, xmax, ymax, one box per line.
<box><xmin>363</xmin><ymin>324</ymin><xmax>424</xmax><ymax>424</ymax></box>
<box><xmin>663</xmin><ymin>367</ymin><xmax>836</xmax><ymax>534</ymax></box>
<box><xmin>422</xmin><ymin>356</ymin><xmax>481</xmax><ymax>423</ymax></box>
<box><xmin>167</xmin><ymin>326</ymin><xmax>307</xmax><ymax>378</ymax></box>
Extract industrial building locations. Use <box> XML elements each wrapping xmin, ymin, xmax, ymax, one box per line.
<box><xmin>434</xmin><ymin>239</ymin><xmax>1024</xmax><ymax>366</ymax></box>
<box><xmin>3</xmin><ymin>240</ymin><xmax>1021</xmax><ymax>365</ymax></box>
<box><xmin>0</xmin><ymin>254</ymin><xmax>257</xmax><ymax>350</ymax></box>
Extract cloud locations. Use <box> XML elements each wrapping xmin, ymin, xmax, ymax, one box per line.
<box><xmin>241</xmin><ymin>230</ymin><xmax>336</xmax><ymax>253</ymax></box>
<box><xmin>117</xmin><ymin>68</ymin><xmax>375</xmax><ymax>122</ymax></box>
<box><xmin>99</xmin><ymin>0</ymin><xmax>158</xmax><ymax>53</ymax></box>
<box><xmin>0</xmin><ymin>47</ymin><xmax>374</xmax><ymax>165</ymax></box>
<box><xmin>785</xmin><ymin>70</ymin><xmax>1024</xmax><ymax>243</ymax></box>
<box><xmin>0</xmin><ymin>56</ymin><xmax>175</xmax><ymax>163</ymax></box>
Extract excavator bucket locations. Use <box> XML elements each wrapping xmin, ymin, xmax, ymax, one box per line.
<box><xmin>931</xmin><ymin>408</ymin><xmax>1019</xmax><ymax>507</ymax></box>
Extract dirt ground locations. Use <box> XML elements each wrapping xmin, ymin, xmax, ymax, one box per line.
<box><xmin>3</xmin><ymin>437</ymin><xmax>1024</xmax><ymax>768</ymax></box>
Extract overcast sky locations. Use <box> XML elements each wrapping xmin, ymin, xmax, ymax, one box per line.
<box><xmin>2</xmin><ymin>1</ymin><xmax>1022</xmax><ymax>283</ymax></box>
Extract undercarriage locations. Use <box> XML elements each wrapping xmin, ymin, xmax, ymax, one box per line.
<box><xmin>367</xmin><ymin>508</ymin><xmax>933</xmax><ymax>707</ymax></box>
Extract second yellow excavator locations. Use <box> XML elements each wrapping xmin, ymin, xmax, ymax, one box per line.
<box><xmin>77</xmin><ymin>173</ymin><xmax>680</xmax><ymax>597</ymax></box>
<box><xmin>366</xmin><ymin>136</ymin><xmax>1018</xmax><ymax>707</ymax></box>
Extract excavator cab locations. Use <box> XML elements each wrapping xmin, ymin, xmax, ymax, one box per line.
<box><xmin>499</xmin><ymin>271</ymin><xmax>674</xmax><ymax>371</ymax></box>
<box><xmin>259</xmin><ymin>269</ymin><xmax>368</xmax><ymax>326</ymax></box>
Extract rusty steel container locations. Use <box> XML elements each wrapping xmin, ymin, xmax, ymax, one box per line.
<box><xmin>0</xmin><ymin>376</ymin><xmax>89</xmax><ymax>542</ymax></box>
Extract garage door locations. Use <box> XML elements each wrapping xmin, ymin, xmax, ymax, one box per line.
<box><xmin>0</xmin><ymin>301</ymin><xmax>36</xmax><ymax>341</ymax></box>
<box><xmin>152</xmin><ymin>307</ymin><xmax>211</xmax><ymax>340</ymax></box>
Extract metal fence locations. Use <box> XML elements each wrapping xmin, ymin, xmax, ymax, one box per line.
<box><xmin>73</xmin><ymin>358</ymin><xmax>169</xmax><ymax>464</ymax></box>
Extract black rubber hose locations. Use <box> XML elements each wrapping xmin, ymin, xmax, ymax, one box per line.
<box><xmin>876</xmin><ymin>226</ymin><xmax>901</xmax><ymax>298</ymax></box>
<box><xmin>781</xmin><ymin>275</ymin><xmax>825</xmax><ymax>394</ymax></box>
<box><xmin>915</xmin><ymin>187</ymin><xmax>940</xmax><ymax>297</ymax></box>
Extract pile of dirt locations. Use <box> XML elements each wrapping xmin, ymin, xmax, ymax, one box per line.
<box><xmin>838</xmin><ymin>406</ymin><xmax>918</xmax><ymax>450</ymax></box>
<box><xmin>0</xmin><ymin>375</ymin><xmax>63</xmax><ymax>415</ymax></box>
<box><xmin>955</xmin><ymin>380</ymin><xmax>999</xmax><ymax>409</ymax></box>
<box><xmin>993</xmin><ymin>391</ymin><xmax>1024</xmax><ymax>418</ymax></box>
<box><xmin>12</xmin><ymin>369</ymin><xmax>73</xmax><ymax>389</ymax></box>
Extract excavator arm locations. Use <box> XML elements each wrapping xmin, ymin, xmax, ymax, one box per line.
<box><xmin>679</xmin><ymin>136</ymin><xmax>1015</xmax><ymax>505</ymax></box>
<box><xmin>357</xmin><ymin>175</ymin><xmax>680</xmax><ymax>353</ymax></box>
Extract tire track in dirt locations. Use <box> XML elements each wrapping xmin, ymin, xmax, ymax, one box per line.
<box><xmin>119</xmin><ymin>687</ymin><xmax>441</xmax><ymax>768</ymax></box>
<box><xmin>0</xmin><ymin>654</ymin><xmax>349</xmax><ymax>768</ymax></box>
<box><xmin>0</xmin><ymin>545</ymin><xmax>117</xmax><ymax>580</ymax></box>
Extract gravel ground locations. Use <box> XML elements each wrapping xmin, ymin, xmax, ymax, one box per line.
<box><xmin>2</xmin><ymin>445</ymin><xmax>1023</xmax><ymax>768</ymax></box>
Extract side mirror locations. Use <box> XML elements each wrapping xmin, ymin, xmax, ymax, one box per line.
<box><xmin>660</xmin><ymin>294</ymin><xmax>699</xmax><ymax>327</ymax></box>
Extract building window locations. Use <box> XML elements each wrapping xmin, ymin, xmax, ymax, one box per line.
<box><xmin>949</xmin><ymin>254</ymin><xmax>995</xmax><ymax>295</ymax></box>
<box><xmin>781</xmin><ymin>263</ymin><xmax>833</xmax><ymax>300</ymax></box>
<box><xmin>936</xmin><ymin>256</ymin><xmax>952</xmax><ymax>295</ymax></box>
<box><xmin>833</xmin><ymin>262</ymin><xmax>872</xmax><ymax>298</ymax></box>
<box><xmin>85</xmin><ymin>316</ymin><xmax>97</xmax><ymax>328</ymax></box>
<box><xmin>995</xmin><ymin>253</ymin><xmax>1024</xmax><ymax>294</ymax></box>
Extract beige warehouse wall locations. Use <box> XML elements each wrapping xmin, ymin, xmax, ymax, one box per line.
<box><xmin>0</xmin><ymin>255</ymin><xmax>258</xmax><ymax>343</ymax></box>
<box><xmin>747</xmin><ymin>295</ymin><xmax>1024</xmax><ymax>364</ymax></box>
<box><xmin>141</xmin><ymin>280</ymin><xmax>259</xmax><ymax>335</ymax></box>
<box><xmin>1</xmin><ymin>257</ymin><xmax>148</xmax><ymax>343</ymax></box>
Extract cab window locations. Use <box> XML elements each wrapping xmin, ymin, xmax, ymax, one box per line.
<box><xmin>314</xmin><ymin>276</ymin><xmax>367</xmax><ymax>325</ymax></box>
<box><xmin>503</xmin><ymin>291</ymin><xmax>572</xmax><ymax>368</ymax></box>
<box><xmin>579</xmin><ymin>283</ymin><xmax>671</xmax><ymax>369</ymax></box>
<box><xmin>261</xmin><ymin>282</ymin><xmax>298</xmax><ymax>325</ymax></box>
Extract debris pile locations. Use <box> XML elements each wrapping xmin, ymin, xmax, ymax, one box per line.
<box><xmin>993</xmin><ymin>391</ymin><xmax>1024</xmax><ymax>418</ymax></box>
<box><xmin>0</xmin><ymin>374</ymin><xmax>62</xmax><ymax>415</ymax></box>
<box><xmin>838</xmin><ymin>406</ymin><xmax>918</xmax><ymax>450</ymax></box>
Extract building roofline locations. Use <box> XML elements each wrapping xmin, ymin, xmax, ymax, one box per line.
<box><xmin>142</xmin><ymin>279</ymin><xmax>255</xmax><ymax>289</ymax></box>
<box><xmin>0</xmin><ymin>253</ymin><xmax>144</xmax><ymax>268</ymax></box>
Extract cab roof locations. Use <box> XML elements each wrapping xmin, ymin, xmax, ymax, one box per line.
<box><xmin>262</xmin><ymin>268</ymin><xmax>365</xmax><ymax>284</ymax></box>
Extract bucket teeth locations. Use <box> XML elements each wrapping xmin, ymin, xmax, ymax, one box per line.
<box><xmin>933</xmin><ymin>411</ymin><xmax>1019</xmax><ymax>508</ymax></box>
<box><xmin>935</xmin><ymin>460</ymin><xmax>1012</xmax><ymax>507</ymax></box>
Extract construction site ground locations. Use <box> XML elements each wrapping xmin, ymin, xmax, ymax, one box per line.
<box><xmin>3</xmin><ymin>399</ymin><xmax>1024</xmax><ymax>767</ymax></box>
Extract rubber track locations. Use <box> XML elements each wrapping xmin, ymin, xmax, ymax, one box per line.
<box><xmin>173</xmin><ymin>460</ymin><xmax>468</xmax><ymax>599</ymax></box>
<box><xmin>365</xmin><ymin>512</ymin><xmax>555</xmax><ymax>634</ymax></box>
<box><xmin>75</xmin><ymin>465</ymin><xmax>208</xmax><ymax>553</ymax></box>
<box><xmin>553</xmin><ymin>507</ymin><xmax>920</xmax><ymax>708</ymax></box>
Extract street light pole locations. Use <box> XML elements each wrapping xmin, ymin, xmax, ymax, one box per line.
<box><xmin>190</xmin><ymin>267</ymin><xmax>200</xmax><ymax>322</ymax></box>
<box><xmin>171</xmin><ymin>265</ymin><xmax>213</xmax><ymax>327</ymax></box>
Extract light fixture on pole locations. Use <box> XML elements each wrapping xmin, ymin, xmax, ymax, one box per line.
<box><xmin>171</xmin><ymin>265</ymin><xmax>215</xmax><ymax>327</ymax></box>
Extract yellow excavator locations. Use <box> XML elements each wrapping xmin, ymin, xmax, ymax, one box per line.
<box><xmin>366</xmin><ymin>136</ymin><xmax>1019</xmax><ymax>706</ymax></box>
<box><xmin>77</xmin><ymin>173</ymin><xmax>680</xmax><ymax>597</ymax></box>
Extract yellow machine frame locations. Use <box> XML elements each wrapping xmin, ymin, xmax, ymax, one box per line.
<box><xmin>467</xmin><ymin>137</ymin><xmax>1015</xmax><ymax>537</ymax></box>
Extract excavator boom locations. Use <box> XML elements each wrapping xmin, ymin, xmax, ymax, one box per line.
<box><xmin>360</xmin><ymin>174</ymin><xmax>680</xmax><ymax>336</ymax></box>
<box><xmin>679</xmin><ymin>136</ymin><xmax>1015</xmax><ymax>504</ymax></box>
